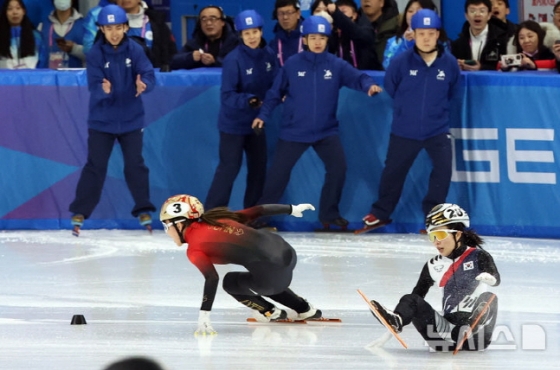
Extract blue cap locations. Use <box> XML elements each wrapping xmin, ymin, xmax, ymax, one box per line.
<box><xmin>411</xmin><ymin>9</ymin><xmax>441</xmax><ymax>30</ymax></box>
<box><xmin>235</xmin><ymin>10</ymin><xmax>264</xmax><ymax>31</ymax></box>
<box><xmin>301</xmin><ymin>15</ymin><xmax>331</xmax><ymax>36</ymax></box>
<box><xmin>97</xmin><ymin>5</ymin><xmax>128</xmax><ymax>26</ymax></box>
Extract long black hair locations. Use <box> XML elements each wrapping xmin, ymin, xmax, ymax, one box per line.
<box><xmin>0</xmin><ymin>0</ymin><xmax>36</xmax><ymax>59</ymax></box>
<box><xmin>449</xmin><ymin>222</ymin><xmax>485</xmax><ymax>249</ymax></box>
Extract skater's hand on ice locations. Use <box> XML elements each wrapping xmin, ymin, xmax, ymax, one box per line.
<box><xmin>475</xmin><ymin>272</ymin><xmax>497</xmax><ymax>286</ymax></box>
<box><xmin>135</xmin><ymin>75</ymin><xmax>147</xmax><ymax>97</ymax></box>
<box><xmin>368</xmin><ymin>84</ymin><xmax>382</xmax><ymax>96</ymax></box>
<box><xmin>290</xmin><ymin>203</ymin><xmax>315</xmax><ymax>217</ymax></box>
<box><xmin>195</xmin><ymin>310</ymin><xmax>217</xmax><ymax>336</ymax></box>
<box><xmin>102</xmin><ymin>78</ymin><xmax>111</xmax><ymax>94</ymax></box>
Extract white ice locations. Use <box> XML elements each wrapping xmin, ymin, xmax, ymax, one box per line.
<box><xmin>1</xmin><ymin>230</ymin><xmax>559</xmax><ymax>369</ymax></box>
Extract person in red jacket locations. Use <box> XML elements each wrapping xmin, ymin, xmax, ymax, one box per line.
<box><xmin>159</xmin><ymin>194</ymin><xmax>323</xmax><ymax>334</ymax></box>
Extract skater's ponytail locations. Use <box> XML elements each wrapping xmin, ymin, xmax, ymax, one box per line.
<box><xmin>449</xmin><ymin>222</ymin><xmax>484</xmax><ymax>248</ymax></box>
<box><xmin>199</xmin><ymin>207</ymin><xmax>249</xmax><ymax>227</ymax></box>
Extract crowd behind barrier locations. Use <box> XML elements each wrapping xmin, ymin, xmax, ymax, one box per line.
<box><xmin>0</xmin><ymin>68</ymin><xmax>559</xmax><ymax>238</ymax></box>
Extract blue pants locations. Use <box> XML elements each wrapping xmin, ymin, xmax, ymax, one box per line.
<box><xmin>371</xmin><ymin>133</ymin><xmax>452</xmax><ymax>220</ymax></box>
<box><xmin>69</xmin><ymin>128</ymin><xmax>155</xmax><ymax>219</ymax></box>
<box><xmin>205</xmin><ymin>131</ymin><xmax>267</xmax><ymax>209</ymax></box>
<box><xmin>258</xmin><ymin>135</ymin><xmax>347</xmax><ymax>222</ymax></box>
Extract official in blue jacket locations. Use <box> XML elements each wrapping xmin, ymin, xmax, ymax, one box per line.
<box><xmin>253</xmin><ymin>16</ymin><xmax>382</xmax><ymax>231</ymax></box>
<box><xmin>69</xmin><ymin>4</ymin><xmax>156</xmax><ymax>236</ymax></box>
<box><xmin>361</xmin><ymin>10</ymin><xmax>461</xmax><ymax>232</ymax></box>
<box><xmin>205</xmin><ymin>10</ymin><xmax>278</xmax><ymax>211</ymax></box>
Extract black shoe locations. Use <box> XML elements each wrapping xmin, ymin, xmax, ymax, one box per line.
<box><xmin>320</xmin><ymin>217</ymin><xmax>349</xmax><ymax>230</ymax></box>
<box><xmin>370</xmin><ymin>300</ymin><xmax>403</xmax><ymax>333</ymax></box>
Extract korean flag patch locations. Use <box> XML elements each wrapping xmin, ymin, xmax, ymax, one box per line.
<box><xmin>463</xmin><ymin>261</ymin><xmax>474</xmax><ymax>271</ymax></box>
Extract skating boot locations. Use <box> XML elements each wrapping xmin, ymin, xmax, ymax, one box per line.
<box><xmin>370</xmin><ymin>300</ymin><xmax>403</xmax><ymax>333</ymax></box>
<box><xmin>138</xmin><ymin>213</ymin><xmax>152</xmax><ymax>233</ymax></box>
<box><xmin>71</xmin><ymin>214</ymin><xmax>84</xmax><ymax>237</ymax></box>
<box><xmin>297</xmin><ymin>302</ymin><xmax>323</xmax><ymax>320</ymax></box>
<box><xmin>317</xmin><ymin>217</ymin><xmax>350</xmax><ymax>232</ymax></box>
<box><xmin>354</xmin><ymin>214</ymin><xmax>392</xmax><ymax>234</ymax></box>
<box><xmin>254</xmin><ymin>306</ymin><xmax>288</xmax><ymax>322</ymax></box>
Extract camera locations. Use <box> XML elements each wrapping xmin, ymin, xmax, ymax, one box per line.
<box><xmin>501</xmin><ymin>54</ymin><xmax>522</xmax><ymax>67</ymax></box>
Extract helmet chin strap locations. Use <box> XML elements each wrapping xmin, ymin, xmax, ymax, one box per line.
<box><xmin>172</xmin><ymin>221</ymin><xmax>188</xmax><ymax>244</ymax></box>
<box><xmin>418</xmin><ymin>47</ymin><xmax>438</xmax><ymax>54</ymax></box>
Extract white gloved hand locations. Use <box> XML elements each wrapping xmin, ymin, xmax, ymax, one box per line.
<box><xmin>290</xmin><ymin>203</ymin><xmax>315</xmax><ymax>217</ymax></box>
<box><xmin>475</xmin><ymin>272</ymin><xmax>497</xmax><ymax>286</ymax></box>
<box><xmin>194</xmin><ymin>310</ymin><xmax>217</xmax><ymax>336</ymax></box>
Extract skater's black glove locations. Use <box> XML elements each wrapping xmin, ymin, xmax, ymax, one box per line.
<box><xmin>248</xmin><ymin>97</ymin><xmax>262</xmax><ymax>108</ymax></box>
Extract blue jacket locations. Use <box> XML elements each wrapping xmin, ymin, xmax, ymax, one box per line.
<box><xmin>384</xmin><ymin>47</ymin><xmax>460</xmax><ymax>140</ymax></box>
<box><xmin>218</xmin><ymin>42</ymin><xmax>278</xmax><ymax>135</ymax></box>
<box><xmin>83</xmin><ymin>0</ymin><xmax>112</xmax><ymax>54</ymax></box>
<box><xmin>40</xmin><ymin>10</ymin><xmax>85</xmax><ymax>68</ymax></box>
<box><xmin>258</xmin><ymin>51</ymin><xmax>376</xmax><ymax>143</ymax></box>
<box><xmin>268</xmin><ymin>19</ymin><xmax>303</xmax><ymax>66</ymax></box>
<box><xmin>86</xmin><ymin>36</ymin><xmax>155</xmax><ymax>134</ymax></box>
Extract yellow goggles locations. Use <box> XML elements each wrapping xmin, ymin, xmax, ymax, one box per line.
<box><xmin>428</xmin><ymin>230</ymin><xmax>458</xmax><ymax>242</ymax></box>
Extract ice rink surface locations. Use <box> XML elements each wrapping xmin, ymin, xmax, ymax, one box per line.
<box><xmin>1</xmin><ymin>230</ymin><xmax>559</xmax><ymax>370</ymax></box>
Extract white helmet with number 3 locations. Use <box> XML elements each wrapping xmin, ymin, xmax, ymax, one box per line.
<box><xmin>425</xmin><ymin>203</ymin><xmax>470</xmax><ymax>232</ymax></box>
<box><xmin>160</xmin><ymin>194</ymin><xmax>204</xmax><ymax>222</ymax></box>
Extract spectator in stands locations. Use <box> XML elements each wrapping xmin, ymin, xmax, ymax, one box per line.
<box><xmin>501</xmin><ymin>20</ymin><xmax>558</xmax><ymax>71</ymax></box>
<box><xmin>116</xmin><ymin>0</ymin><xmax>176</xmax><ymax>70</ymax></box>
<box><xmin>360</xmin><ymin>10</ymin><xmax>460</xmax><ymax>232</ymax></box>
<box><xmin>83</xmin><ymin>0</ymin><xmax>116</xmax><ymax>54</ymax></box>
<box><xmin>325</xmin><ymin>0</ymin><xmax>383</xmax><ymax>70</ymax></box>
<box><xmin>0</xmin><ymin>0</ymin><xmax>45</xmax><ymax>69</ymax></box>
<box><xmin>554</xmin><ymin>2</ymin><xmax>560</xmax><ymax>32</ymax></box>
<box><xmin>205</xmin><ymin>10</ymin><xmax>278</xmax><ymax>211</ymax></box>
<box><xmin>69</xmin><ymin>5</ymin><xmax>156</xmax><ymax>236</ymax></box>
<box><xmin>383</xmin><ymin>0</ymin><xmax>448</xmax><ymax>69</ymax></box>
<box><xmin>252</xmin><ymin>16</ymin><xmax>382</xmax><ymax>231</ymax></box>
<box><xmin>40</xmin><ymin>0</ymin><xmax>85</xmax><ymax>69</ymax></box>
<box><xmin>269</xmin><ymin>0</ymin><xmax>303</xmax><ymax>66</ymax></box>
<box><xmin>22</xmin><ymin>0</ymin><xmax>53</xmax><ymax>28</ymax></box>
<box><xmin>170</xmin><ymin>5</ymin><xmax>237</xmax><ymax>70</ymax></box>
<box><xmin>490</xmin><ymin>0</ymin><xmax>517</xmax><ymax>39</ymax></box>
<box><xmin>552</xmin><ymin>31</ymin><xmax>560</xmax><ymax>73</ymax></box>
<box><xmin>451</xmin><ymin>0</ymin><xmax>508</xmax><ymax>71</ymax></box>
<box><xmin>359</xmin><ymin>0</ymin><xmax>399</xmax><ymax>67</ymax></box>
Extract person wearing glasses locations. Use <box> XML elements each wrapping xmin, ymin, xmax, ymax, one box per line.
<box><xmin>159</xmin><ymin>194</ymin><xmax>323</xmax><ymax>334</ymax></box>
<box><xmin>170</xmin><ymin>5</ymin><xmax>238</xmax><ymax>70</ymax></box>
<box><xmin>368</xmin><ymin>203</ymin><xmax>501</xmax><ymax>351</ymax></box>
<box><xmin>269</xmin><ymin>0</ymin><xmax>303</xmax><ymax>66</ymax></box>
<box><xmin>451</xmin><ymin>0</ymin><xmax>508</xmax><ymax>71</ymax></box>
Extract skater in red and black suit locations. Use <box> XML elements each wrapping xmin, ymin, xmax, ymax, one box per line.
<box><xmin>159</xmin><ymin>194</ymin><xmax>323</xmax><ymax>334</ymax></box>
<box><xmin>370</xmin><ymin>203</ymin><xmax>500</xmax><ymax>351</ymax></box>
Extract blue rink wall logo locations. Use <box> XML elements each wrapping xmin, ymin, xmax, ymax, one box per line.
<box><xmin>450</xmin><ymin>128</ymin><xmax>557</xmax><ymax>185</ymax></box>
<box><xmin>425</xmin><ymin>324</ymin><xmax>547</xmax><ymax>352</ymax></box>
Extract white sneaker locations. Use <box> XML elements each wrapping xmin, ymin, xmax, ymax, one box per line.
<box><xmin>297</xmin><ymin>303</ymin><xmax>322</xmax><ymax>320</ymax></box>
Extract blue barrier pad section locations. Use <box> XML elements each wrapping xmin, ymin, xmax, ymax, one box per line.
<box><xmin>0</xmin><ymin>69</ymin><xmax>559</xmax><ymax>238</ymax></box>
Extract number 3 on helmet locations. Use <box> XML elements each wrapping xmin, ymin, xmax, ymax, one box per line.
<box><xmin>159</xmin><ymin>194</ymin><xmax>204</xmax><ymax>222</ymax></box>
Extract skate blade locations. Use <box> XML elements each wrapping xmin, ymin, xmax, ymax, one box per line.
<box><xmin>354</xmin><ymin>220</ymin><xmax>392</xmax><ymax>235</ymax></box>
<box><xmin>305</xmin><ymin>317</ymin><xmax>342</xmax><ymax>323</ymax></box>
<box><xmin>246</xmin><ymin>318</ymin><xmax>306</xmax><ymax>324</ymax></box>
